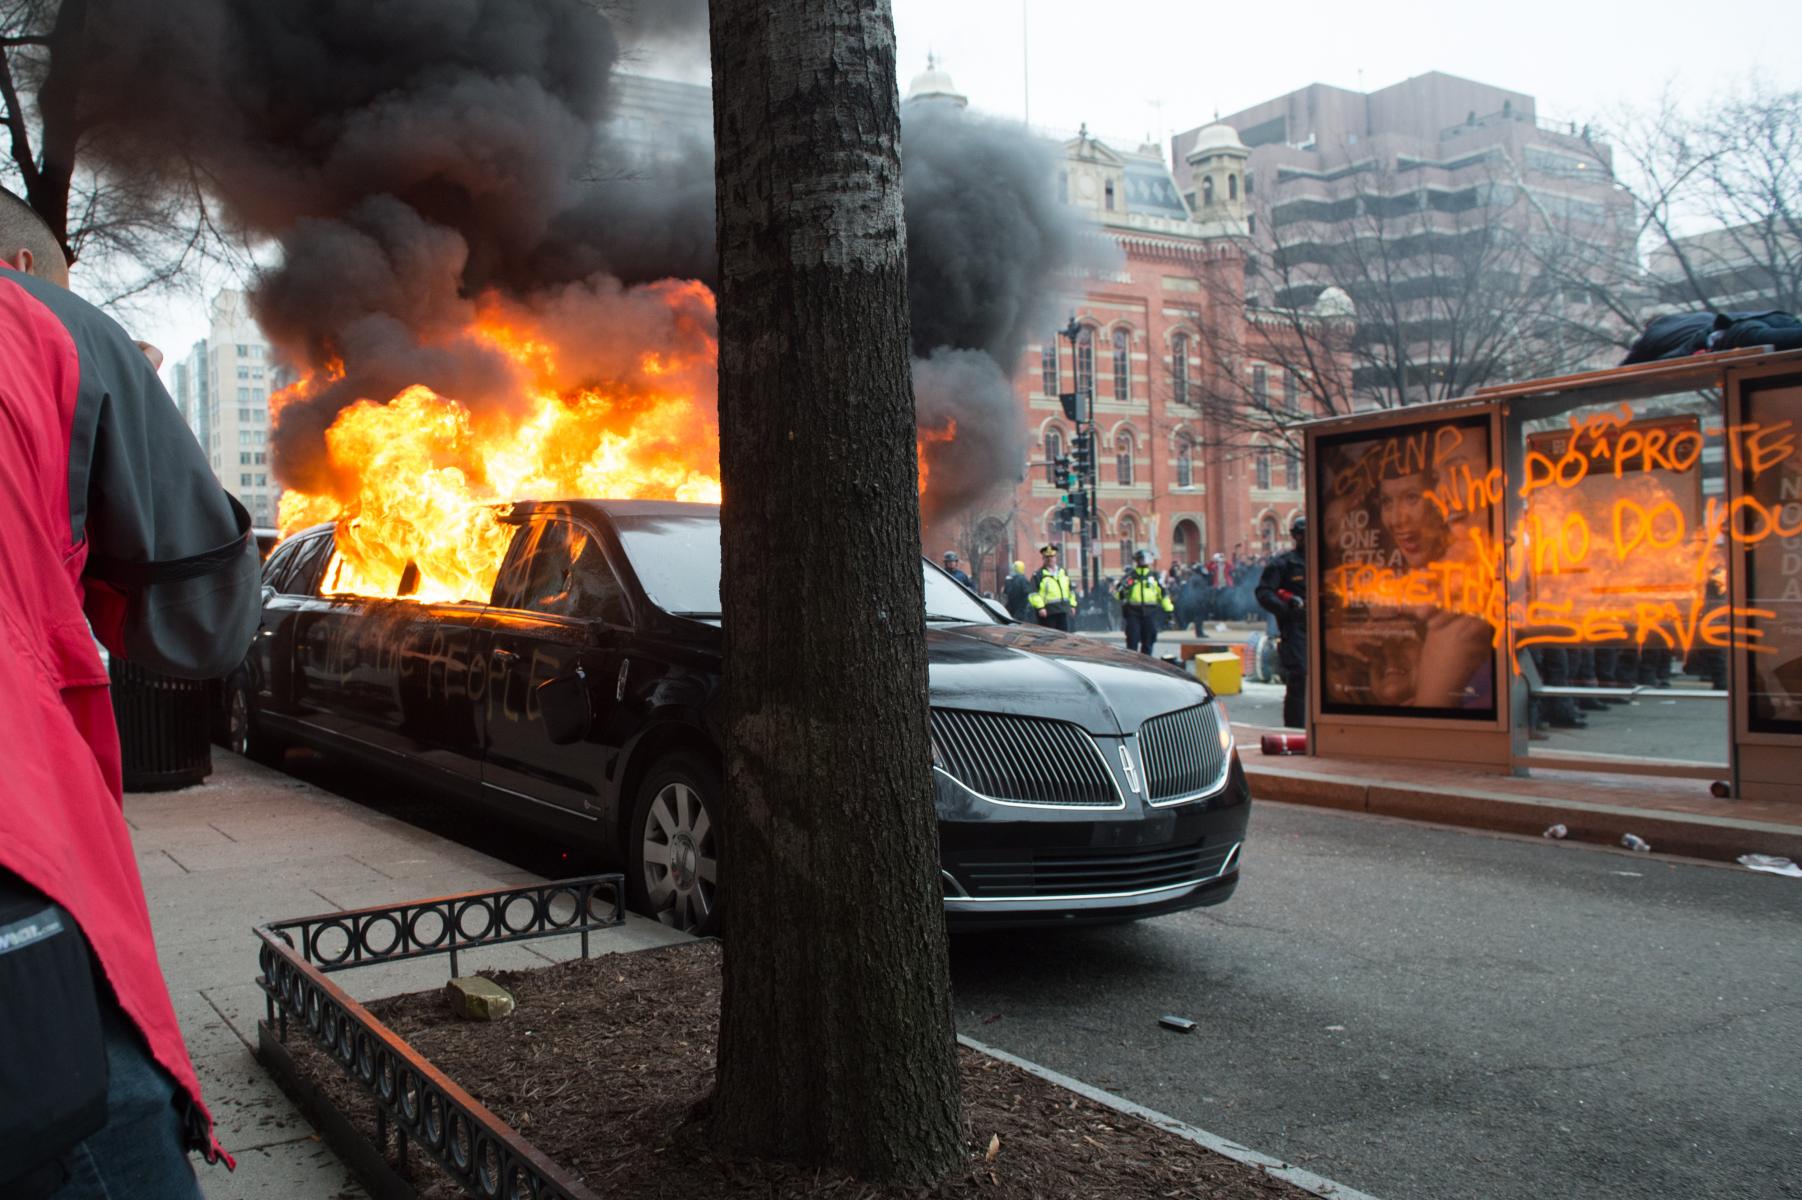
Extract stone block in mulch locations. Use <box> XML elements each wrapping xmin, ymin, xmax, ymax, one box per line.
<box><xmin>280</xmin><ymin>940</ymin><xmax>1315</xmax><ymax>1199</ymax></box>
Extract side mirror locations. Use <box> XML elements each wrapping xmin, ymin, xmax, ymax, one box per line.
<box><xmin>260</xmin><ymin>584</ymin><xmax>275</xmax><ymax>606</ymax></box>
<box><xmin>979</xmin><ymin>596</ymin><xmax>1012</xmax><ymax>622</ymax></box>
<box><xmin>536</xmin><ymin>671</ymin><xmax>592</xmax><ymax>745</ymax></box>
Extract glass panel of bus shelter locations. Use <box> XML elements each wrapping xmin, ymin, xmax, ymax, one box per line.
<box><xmin>1516</xmin><ymin>387</ymin><xmax>1728</xmax><ymax>766</ymax></box>
<box><xmin>1739</xmin><ymin>376</ymin><xmax>1802</xmax><ymax>735</ymax></box>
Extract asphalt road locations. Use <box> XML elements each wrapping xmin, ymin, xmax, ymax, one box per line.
<box><xmin>947</xmin><ymin>801</ymin><xmax>1802</xmax><ymax>1200</ymax></box>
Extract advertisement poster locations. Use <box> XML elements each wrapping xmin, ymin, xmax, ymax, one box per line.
<box><xmin>1315</xmin><ymin>415</ymin><xmax>1498</xmax><ymax>719</ymax></box>
<box><xmin>1742</xmin><ymin>383</ymin><xmax>1802</xmax><ymax>734</ymax></box>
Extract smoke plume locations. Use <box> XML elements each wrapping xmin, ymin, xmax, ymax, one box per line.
<box><xmin>75</xmin><ymin>0</ymin><xmax>1092</xmax><ymax>526</ymax></box>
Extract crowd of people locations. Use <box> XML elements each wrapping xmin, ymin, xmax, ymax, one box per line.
<box><xmin>986</xmin><ymin>544</ymin><xmax>1286</xmax><ymax>637</ymax></box>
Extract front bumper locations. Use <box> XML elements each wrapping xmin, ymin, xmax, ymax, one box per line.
<box><xmin>936</xmin><ymin>753</ymin><xmax>1251</xmax><ymax>928</ymax></box>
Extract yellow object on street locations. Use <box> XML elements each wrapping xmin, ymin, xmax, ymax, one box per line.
<box><xmin>1191</xmin><ymin>651</ymin><xmax>1242</xmax><ymax>696</ymax></box>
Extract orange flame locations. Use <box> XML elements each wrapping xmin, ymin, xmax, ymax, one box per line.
<box><xmin>917</xmin><ymin>419</ymin><xmax>956</xmax><ymax>497</ymax></box>
<box><xmin>276</xmin><ymin>284</ymin><xmax>721</xmax><ymax>604</ymax></box>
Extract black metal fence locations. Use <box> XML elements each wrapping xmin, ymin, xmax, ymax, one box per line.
<box><xmin>256</xmin><ymin>876</ymin><xmax>624</xmax><ymax>1200</ymax></box>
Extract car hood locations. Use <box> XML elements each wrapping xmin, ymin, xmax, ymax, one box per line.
<box><xmin>925</xmin><ymin>623</ymin><xmax>1209</xmax><ymax>735</ymax></box>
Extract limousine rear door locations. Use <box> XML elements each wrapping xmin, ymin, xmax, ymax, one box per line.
<box><xmin>479</xmin><ymin>516</ymin><xmax>631</xmax><ymax>818</ymax></box>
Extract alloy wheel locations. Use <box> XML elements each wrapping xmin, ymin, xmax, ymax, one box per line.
<box><xmin>640</xmin><ymin>781</ymin><xmax>717</xmax><ymax>932</ymax></box>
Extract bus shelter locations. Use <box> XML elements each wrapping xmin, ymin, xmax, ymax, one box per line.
<box><xmin>1303</xmin><ymin>347</ymin><xmax>1802</xmax><ymax>804</ymax></box>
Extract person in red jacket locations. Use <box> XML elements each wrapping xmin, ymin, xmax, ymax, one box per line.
<box><xmin>0</xmin><ymin>189</ymin><xmax>259</xmax><ymax>1196</ymax></box>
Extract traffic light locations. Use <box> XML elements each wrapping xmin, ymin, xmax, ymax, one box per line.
<box><xmin>1058</xmin><ymin>391</ymin><xmax>1090</xmax><ymax>423</ymax></box>
<box><xmin>1046</xmin><ymin>453</ymin><xmax>1071</xmax><ymax>487</ymax></box>
<box><xmin>1071</xmin><ymin>430</ymin><xmax>1094</xmax><ymax>478</ymax></box>
<box><xmin>1055</xmin><ymin>505</ymin><xmax>1076</xmax><ymax>532</ymax></box>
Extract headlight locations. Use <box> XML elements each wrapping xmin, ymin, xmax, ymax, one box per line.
<box><xmin>1213</xmin><ymin>698</ymin><xmax>1234</xmax><ymax>754</ymax></box>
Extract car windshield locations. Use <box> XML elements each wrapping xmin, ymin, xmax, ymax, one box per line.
<box><xmin>612</xmin><ymin>510</ymin><xmax>997</xmax><ymax>625</ymax></box>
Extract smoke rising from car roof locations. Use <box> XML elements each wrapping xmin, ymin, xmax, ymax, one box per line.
<box><xmin>78</xmin><ymin>0</ymin><xmax>1094</xmax><ymax>523</ymax></box>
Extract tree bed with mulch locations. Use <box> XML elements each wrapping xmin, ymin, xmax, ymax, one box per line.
<box><xmin>281</xmin><ymin>940</ymin><xmax>1311</xmax><ymax>1199</ymax></box>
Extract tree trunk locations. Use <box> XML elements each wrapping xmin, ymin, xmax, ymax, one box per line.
<box><xmin>706</xmin><ymin>0</ymin><xmax>964</xmax><ymax>1186</ymax></box>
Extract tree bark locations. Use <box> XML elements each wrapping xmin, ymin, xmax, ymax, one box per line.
<box><xmin>707</xmin><ymin>0</ymin><xmax>964</xmax><ymax>1185</ymax></box>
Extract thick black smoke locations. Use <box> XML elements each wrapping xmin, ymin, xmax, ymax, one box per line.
<box><xmin>79</xmin><ymin>0</ymin><xmax>712</xmax><ymax>497</ymax></box>
<box><xmin>899</xmin><ymin>105</ymin><xmax>1097</xmax><ymax>524</ymax></box>
<box><xmin>76</xmin><ymin>0</ymin><xmax>1091</xmax><ymax>526</ymax></box>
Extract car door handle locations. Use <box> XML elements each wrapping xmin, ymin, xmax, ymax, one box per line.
<box><xmin>492</xmin><ymin>648</ymin><xmax>519</xmax><ymax>664</ymax></box>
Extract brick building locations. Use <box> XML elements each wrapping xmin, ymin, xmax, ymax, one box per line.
<box><xmin>904</xmin><ymin>65</ymin><xmax>1320</xmax><ymax>590</ymax></box>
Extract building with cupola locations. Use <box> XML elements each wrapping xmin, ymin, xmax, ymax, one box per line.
<box><xmin>896</xmin><ymin>59</ymin><xmax>1325</xmax><ymax>592</ymax></box>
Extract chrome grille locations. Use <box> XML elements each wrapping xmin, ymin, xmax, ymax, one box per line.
<box><xmin>929</xmin><ymin>708</ymin><xmax>1119</xmax><ymax>807</ymax></box>
<box><xmin>946</xmin><ymin>838</ymin><xmax>1237</xmax><ymax>898</ymax></box>
<box><xmin>1138</xmin><ymin>704</ymin><xmax>1228</xmax><ymax>804</ymax></box>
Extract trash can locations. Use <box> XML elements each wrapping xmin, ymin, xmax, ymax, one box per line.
<box><xmin>110</xmin><ymin>659</ymin><xmax>212</xmax><ymax>792</ymax></box>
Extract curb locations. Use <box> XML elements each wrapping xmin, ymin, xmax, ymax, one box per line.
<box><xmin>958</xmin><ymin>1034</ymin><xmax>1382</xmax><ymax>1200</ymax></box>
<box><xmin>1240</xmin><ymin>758</ymin><xmax>1802</xmax><ymax>865</ymax></box>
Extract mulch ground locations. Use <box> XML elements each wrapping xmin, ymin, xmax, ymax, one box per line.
<box><xmin>283</xmin><ymin>940</ymin><xmax>1312</xmax><ymax>1199</ymax></box>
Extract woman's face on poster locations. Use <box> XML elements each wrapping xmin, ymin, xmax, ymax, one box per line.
<box><xmin>1378</xmin><ymin>472</ymin><xmax>1446</xmax><ymax>568</ymax></box>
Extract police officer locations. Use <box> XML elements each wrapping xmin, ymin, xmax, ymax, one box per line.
<box><xmin>1116</xmin><ymin>548</ymin><xmax>1175</xmax><ymax>654</ymax></box>
<box><xmin>1002</xmin><ymin>559</ymin><xmax>1031</xmax><ymax>620</ymax></box>
<box><xmin>1027</xmin><ymin>544</ymin><xmax>1075</xmax><ymax>632</ymax></box>
<box><xmin>942</xmin><ymin>550</ymin><xmax>974</xmax><ymax>591</ymax></box>
<box><xmin>1256</xmin><ymin>516</ymin><xmax>1309</xmax><ymax>729</ymax></box>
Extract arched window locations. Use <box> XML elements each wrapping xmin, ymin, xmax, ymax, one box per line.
<box><xmin>1112</xmin><ymin>328</ymin><xmax>1131</xmax><ymax>401</ymax></box>
<box><xmin>1252</xmin><ymin>364</ymin><xmax>1268</xmax><ymax>406</ymax></box>
<box><xmin>1260</xmin><ymin>515</ymin><xmax>1279</xmax><ymax>557</ymax></box>
<box><xmin>1075</xmin><ymin>326</ymin><xmax>1095</xmax><ymax>397</ymax></box>
<box><xmin>1228</xmin><ymin>173</ymin><xmax>1238</xmax><ymax>201</ymax></box>
<box><xmin>1255</xmin><ymin>448</ymin><xmax>1272</xmax><ymax>490</ymax></box>
<box><xmin>1176</xmin><ymin>435</ymin><xmax>1194</xmax><ymax>488</ymax></box>
<box><xmin>1245</xmin><ymin>170</ymin><xmax>1254</xmax><ymax>196</ymax></box>
<box><xmin>1118</xmin><ymin>514</ymin><xmax>1139</xmax><ymax>569</ymax></box>
<box><xmin>1171</xmin><ymin>333</ymin><xmax>1190</xmax><ymax>406</ymax></box>
<box><xmin>1284</xmin><ymin>371</ymin><xmax>1300</xmax><ymax>414</ymax></box>
<box><xmin>1115</xmin><ymin>430</ymin><xmax>1136</xmax><ymax>487</ymax></box>
<box><xmin>1044</xmin><ymin>426</ymin><xmax>1064</xmax><ymax>466</ymax></box>
<box><xmin>1104</xmin><ymin>179</ymin><xmax>1116</xmax><ymax>211</ymax></box>
<box><xmin>1285</xmin><ymin>450</ymin><xmax>1300</xmax><ymax>490</ymax></box>
<box><xmin>1174</xmin><ymin>519</ymin><xmax>1199</xmax><ymax>565</ymax></box>
<box><xmin>1202</xmin><ymin>176</ymin><xmax>1215</xmax><ymax>207</ymax></box>
<box><xmin>1041</xmin><ymin>342</ymin><xmax>1059</xmax><ymax>398</ymax></box>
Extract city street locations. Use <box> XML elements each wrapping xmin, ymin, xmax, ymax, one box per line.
<box><xmin>278</xmin><ymin>750</ymin><xmax>1800</xmax><ymax>1200</ymax></box>
<box><xmin>949</xmin><ymin>802</ymin><xmax>1801</xmax><ymax>1200</ymax></box>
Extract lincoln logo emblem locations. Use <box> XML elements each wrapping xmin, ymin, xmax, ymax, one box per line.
<box><xmin>1119</xmin><ymin>744</ymin><xmax>1141</xmax><ymax>794</ymax></box>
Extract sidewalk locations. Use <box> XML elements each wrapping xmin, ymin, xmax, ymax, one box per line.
<box><xmin>129</xmin><ymin>750</ymin><xmax>684</xmax><ymax>1199</ymax></box>
<box><xmin>1236</xmin><ymin>723</ymin><xmax>1802</xmax><ymax>864</ymax></box>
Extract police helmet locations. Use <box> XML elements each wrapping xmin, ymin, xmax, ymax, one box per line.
<box><xmin>942</xmin><ymin>550</ymin><xmax>959</xmax><ymax>563</ymax></box>
<box><xmin>1133</xmin><ymin>548</ymin><xmax>1154</xmax><ymax>566</ymax></box>
<box><xmin>1290</xmin><ymin>515</ymin><xmax>1307</xmax><ymax>537</ymax></box>
<box><xmin>1013</xmin><ymin>560</ymin><xmax>1026</xmax><ymax>573</ymax></box>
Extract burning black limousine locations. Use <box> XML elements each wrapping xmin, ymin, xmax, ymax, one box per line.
<box><xmin>232</xmin><ymin>500</ymin><xmax>1249</xmax><ymax>933</ymax></box>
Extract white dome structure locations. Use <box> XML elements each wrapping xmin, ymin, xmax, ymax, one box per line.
<box><xmin>904</xmin><ymin>55</ymin><xmax>968</xmax><ymax>109</ymax></box>
<box><xmin>1313</xmin><ymin>285</ymin><xmax>1355</xmax><ymax>319</ymax></box>
<box><xmin>1185</xmin><ymin>122</ymin><xmax>1247</xmax><ymax>160</ymax></box>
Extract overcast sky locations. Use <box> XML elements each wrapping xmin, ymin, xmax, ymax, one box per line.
<box><xmin>141</xmin><ymin>0</ymin><xmax>1802</xmax><ymax>383</ymax></box>
<box><xmin>893</xmin><ymin>0</ymin><xmax>1802</xmax><ymax>146</ymax></box>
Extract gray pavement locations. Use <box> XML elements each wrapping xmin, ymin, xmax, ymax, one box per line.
<box><xmin>129</xmin><ymin>751</ymin><xmax>685</xmax><ymax>1200</ymax></box>
<box><xmin>946</xmin><ymin>801</ymin><xmax>1802</xmax><ymax>1200</ymax></box>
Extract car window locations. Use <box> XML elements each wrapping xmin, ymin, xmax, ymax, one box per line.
<box><xmin>511</xmin><ymin>519</ymin><xmax>630</xmax><ymax>624</ymax></box>
<box><xmin>279</xmin><ymin>535</ymin><xmax>334</xmax><ymax>596</ymax></box>
<box><xmin>262</xmin><ymin>539</ymin><xmax>300</xmax><ymax>587</ymax></box>
<box><xmin>921</xmin><ymin>558</ymin><xmax>999</xmax><ymax>624</ymax></box>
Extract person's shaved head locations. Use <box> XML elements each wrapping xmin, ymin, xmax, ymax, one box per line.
<box><xmin>0</xmin><ymin>188</ymin><xmax>68</xmax><ymax>286</ymax></box>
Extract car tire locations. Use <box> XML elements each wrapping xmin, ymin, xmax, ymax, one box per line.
<box><xmin>227</xmin><ymin>676</ymin><xmax>287</xmax><ymax>767</ymax></box>
<box><xmin>626</xmin><ymin>752</ymin><xmax>721</xmax><ymax>936</ymax></box>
